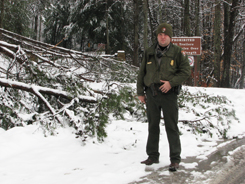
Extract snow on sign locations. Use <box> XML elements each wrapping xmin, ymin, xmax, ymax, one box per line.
<box><xmin>172</xmin><ymin>37</ymin><xmax>201</xmax><ymax>55</ymax></box>
<box><xmin>188</xmin><ymin>56</ymin><xmax>194</xmax><ymax>67</ymax></box>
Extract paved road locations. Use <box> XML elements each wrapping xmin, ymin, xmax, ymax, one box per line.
<box><xmin>208</xmin><ymin>144</ymin><xmax>245</xmax><ymax>184</ymax></box>
<box><xmin>129</xmin><ymin>137</ymin><xmax>245</xmax><ymax>184</ymax></box>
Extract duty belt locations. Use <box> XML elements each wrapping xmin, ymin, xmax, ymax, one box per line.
<box><xmin>150</xmin><ymin>83</ymin><xmax>182</xmax><ymax>96</ymax></box>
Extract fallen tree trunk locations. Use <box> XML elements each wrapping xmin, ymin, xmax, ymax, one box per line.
<box><xmin>0</xmin><ymin>78</ymin><xmax>97</xmax><ymax>103</ymax></box>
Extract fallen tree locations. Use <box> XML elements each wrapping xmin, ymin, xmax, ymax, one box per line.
<box><xmin>0</xmin><ymin>28</ymin><xmax>139</xmax><ymax>141</ymax></box>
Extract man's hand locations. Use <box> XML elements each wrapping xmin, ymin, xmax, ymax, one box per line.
<box><xmin>159</xmin><ymin>80</ymin><xmax>171</xmax><ymax>93</ymax></box>
<box><xmin>138</xmin><ymin>95</ymin><xmax>146</xmax><ymax>104</ymax></box>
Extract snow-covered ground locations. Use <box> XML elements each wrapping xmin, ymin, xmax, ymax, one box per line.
<box><xmin>0</xmin><ymin>86</ymin><xmax>244</xmax><ymax>184</ymax></box>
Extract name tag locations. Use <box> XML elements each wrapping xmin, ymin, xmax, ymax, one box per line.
<box><xmin>147</xmin><ymin>62</ymin><xmax>152</xmax><ymax>64</ymax></box>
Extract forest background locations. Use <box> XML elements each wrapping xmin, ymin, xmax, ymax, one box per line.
<box><xmin>0</xmin><ymin>0</ymin><xmax>244</xmax><ymax>142</ymax></box>
<box><xmin>0</xmin><ymin>0</ymin><xmax>244</xmax><ymax>88</ymax></box>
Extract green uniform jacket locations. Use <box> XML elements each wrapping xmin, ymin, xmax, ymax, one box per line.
<box><xmin>137</xmin><ymin>42</ymin><xmax>191</xmax><ymax>96</ymax></box>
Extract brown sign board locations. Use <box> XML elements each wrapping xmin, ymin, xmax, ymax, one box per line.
<box><xmin>172</xmin><ymin>37</ymin><xmax>201</xmax><ymax>55</ymax></box>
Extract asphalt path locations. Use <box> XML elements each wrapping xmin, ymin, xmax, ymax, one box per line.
<box><xmin>129</xmin><ymin>136</ymin><xmax>245</xmax><ymax>184</ymax></box>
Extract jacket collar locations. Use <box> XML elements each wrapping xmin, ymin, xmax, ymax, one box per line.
<box><xmin>148</xmin><ymin>42</ymin><xmax>173</xmax><ymax>56</ymax></box>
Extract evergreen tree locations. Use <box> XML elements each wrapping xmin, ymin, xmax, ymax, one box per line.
<box><xmin>1</xmin><ymin>0</ymin><xmax>31</xmax><ymax>36</ymax></box>
<box><xmin>43</xmin><ymin>0</ymin><xmax>73</xmax><ymax>48</ymax></box>
<box><xmin>1</xmin><ymin>0</ymin><xmax>244</xmax><ymax>88</ymax></box>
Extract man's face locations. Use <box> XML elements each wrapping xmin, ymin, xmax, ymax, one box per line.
<box><xmin>157</xmin><ymin>33</ymin><xmax>171</xmax><ymax>47</ymax></box>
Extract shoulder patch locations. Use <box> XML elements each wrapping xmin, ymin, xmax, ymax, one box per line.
<box><xmin>181</xmin><ymin>50</ymin><xmax>186</xmax><ymax>56</ymax></box>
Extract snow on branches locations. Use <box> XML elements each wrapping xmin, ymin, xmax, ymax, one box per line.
<box><xmin>0</xmin><ymin>28</ymin><xmax>138</xmax><ymax>141</ymax></box>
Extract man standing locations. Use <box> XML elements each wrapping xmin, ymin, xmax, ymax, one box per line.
<box><xmin>137</xmin><ymin>23</ymin><xmax>191</xmax><ymax>171</ymax></box>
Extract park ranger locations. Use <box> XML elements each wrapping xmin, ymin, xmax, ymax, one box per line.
<box><xmin>137</xmin><ymin>23</ymin><xmax>191</xmax><ymax>171</ymax></box>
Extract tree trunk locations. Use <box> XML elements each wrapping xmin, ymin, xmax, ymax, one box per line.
<box><xmin>143</xmin><ymin>0</ymin><xmax>148</xmax><ymax>50</ymax></box>
<box><xmin>241</xmin><ymin>31</ymin><xmax>245</xmax><ymax>89</ymax></box>
<box><xmin>221</xmin><ymin>0</ymin><xmax>239</xmax><ymax>88</ymax></box>
<box><xmin>158</xmin><ymin>0</ymin><xmax>162</xmax><ymax>23</ymax></box>
<box><xmin>221</xmin><ymin>1</ymin><xmax>230</xmax><ymax>87</ymax></box>
<box><xmin>195</xmin><ymin>0</ymin><xmax>201</xmax><ymax>86</ymax></box>
<box><xmin>184</xmin><ymin>0</ymin><xmax>191</xmax><ymax>36</ymax></box>
<box><xmin>133</xmin><ymin>0</ymin><xmax>139</xmax><ymax>66</ymax></box>
<box><xmin>195</xmin><ymin>0</ymin><xmax>200</xmax><ymax>36</ymax></box>
<box><xmin>146</xmin><ymin>0</ymin><xmax>154</xmax><ymax>42</ymax></box>
<box><xmin>39</xmin><ymin>15</ymin><xmax>42</xmax><ymax>41</ymax></box>
<box><xmin>0</xmin><ymin>0</ymin><xmax>4</xmax><ymax>28</ymax></box>
<box><xmin>163</xmin><ymin>1</ymin><xmax>167</xmax><ymax>23</ymax></box>
<box><xmin>213</xmin><ymin>0</ymin><xmax>221</xmax><ymax>87</ymax></box>
<box><xmin>105</xmin><ymin>0</ymin><xmax>110</xmax><ymax>54</ymax></box>
<box><xmin>184</xmin><ymin>0</ymin><xmax>192</xmax><ymax>85</ymax></box>
<box><xmin>34</xmin><ymin>15</ymin><xmax>38</xmax><ymax>40</ymax></box>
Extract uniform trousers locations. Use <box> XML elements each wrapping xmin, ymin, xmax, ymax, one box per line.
<box><xmin>145</xmin><ymin>87</ymin><xmax>181</xmax><ymax>163</ymax></box>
